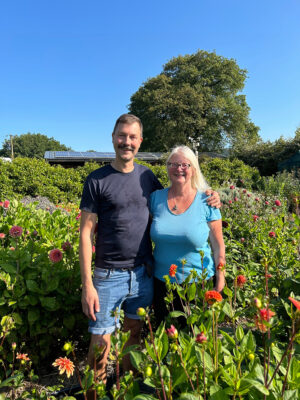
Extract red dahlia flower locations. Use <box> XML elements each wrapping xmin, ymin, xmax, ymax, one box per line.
<box><xmin>268</xmin><ymin>232</ymin><xmax>276</xmax><ymax>238</ymax></box>
<box><xmin>236</xmin><ymin>275</ymin><xmax>247</xmax><ymax>288</ymax></box>
<box><xmin>0</xmin><ymin>233</ymin><xmax>5</xmax><ymax>239</ymax></box>
<box><xmin>49</xmin><ymin>249</ymin><xmax>63</xmax><ymax>263</ymax></box>
<box><xmin>260</xmin><ymin>308</ymin><xmax>275</xmax><ymax>321</ymax></box>
<box><xmin>169</xmin><ymin>264</ymin><xmax>177</xmax><ymax>277</ymax></box>
<box><xmin>52</xmin><ymin>357</ymin><xmax>74</xmax><ymax>378</ymax></box>
<box><xmin>230</xmin><ymin>185</ymin><xmax>235</xmax><ymax>189</ymax></box>
<box><xmin>9</xmin><ymin>226</ymin><xmax>23</xmax><ymax>237</ymax></box>
<box><xmin>289</xmin><ymin>297</ymin><xmax>300</xmax><ymax>310</ymax></box>
<box><xmin>3</xmin><ymin>200</ymin><xmax>10</xmax><ymax>208</ymax></box>
<box><xmin>204</xmin><ymin>290</ymin><xmax>223</xmax><ymax>305</ymax></box>
<box><xmin>253</xmin><ymin>215</ymin><xmax>259</xmax><ymax>222</ymax></box>
<box><xmin>274</xmin><ymin>200</ymin><xmax>281</xmax><ymax>206</ymax></box>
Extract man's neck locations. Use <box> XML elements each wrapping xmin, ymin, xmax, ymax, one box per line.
<box><xmin>111</xmin><ymin>159</ymin><xmax>135</xmax><ymax>173</ymax></box>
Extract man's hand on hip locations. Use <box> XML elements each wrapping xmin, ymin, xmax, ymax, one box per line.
<box><xmin>82</xmin><ymin>285</ymin><xmax>100</xmax><ymax>321</ymax></box>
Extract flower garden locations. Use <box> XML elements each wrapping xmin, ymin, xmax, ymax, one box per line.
<box><xmin>0</xmin><ymin>169</ymin><xmax>300</xmax><ymax>399</ymax></box>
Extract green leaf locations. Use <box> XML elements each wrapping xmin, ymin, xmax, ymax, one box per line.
<box><xmin>145</xmin><ymin>339</ymin><xmax>158</xmax><ymax>363</ymax></box>
<box><xmin>172</xmin><ymin>366</ymin><xmax>188</xmax><ymax>388</ymax></box>
<box><xmin>28</xmin><ymin>309</ymin><xmax>40</xmax><ymax>323</ymax></box>
<box><xmin>222</xmin><ymin>302</ymin><xmax>233</xmax><ymax>318</ymax></box>
<box><xmin>169</xmin><ymin>311</ymin><xmax>186</xmax><ymax>318</ymax></box>
<box><xmin>129</xmin><ymin>350</ymin><xmax>144</xmax><ymax>370</ymax></box>
<box><xmin>160</xmin><ymin>332</ymin><xmax>169</xmax><ymax>361</ymax></box>
<box><xmin>283</xmin><ymin>390</ymin><xmax>298</xmax><ymax>400</ymax></box>
<box><xmin>220</xmin><ymin>330</ymin><xmax>236</xmax><ymax>346</ymax></box>
<box><xmin>187</xmin><ymin>282</ymin><xmax>196</xmax><ymax>301</ymax></box>
<box><xmin>12</xmin><ymin>312</ymin><xmax>22</xmax><ymax>325</ymax></box>
<box><xmin>39</xmin><ymin>296</ymin><xmax>58</xmax><ymax>311</ymax></box>
<box><xmin>133</xmin><ymin>395</ymin><xmax>157</xmax><ymax>400</ymax></box>
<box><xmin>243</xmin><ymin>380</ymin><xmax>269</xmax><ymax>395</ymax></box>
<box><xmin>236</xmin><ymin>325</ymin><xmax>244</xmax><ymax>342</ymax></box>
<box><xmin>223</xmin><ymin>286</ymin><xmax>233</xmax><ymax>298</ymax></box>
<box><xmin>1</xmin><ymin>264</ymin><xmax>17</xmax><ymax>274</ymax></box>
<box><xmin>178</xmin><ymin>394</ymin><xmax>202</xmax><ymax>400</ymax></box>
<box><xmin>26</xmin><ymin>279</ymin><xmax>42</xmax><ymax>293</ymax></box>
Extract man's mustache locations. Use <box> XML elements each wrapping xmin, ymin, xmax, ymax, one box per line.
<box><xmin>118</xmin><ymin>145</ymin><xmax>134</xmax><ymax>151</ymax></box>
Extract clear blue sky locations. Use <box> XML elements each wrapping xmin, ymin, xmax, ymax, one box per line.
<box><xmin>1</xmin><ymin>0</ymin><xmax>299</xmax><ymax>152</ymax></box>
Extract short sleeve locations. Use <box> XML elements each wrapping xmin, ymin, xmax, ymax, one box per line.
<box><xmin>80</xmin><ymin>175</ymin><xmax>100</xmax><ymax>214</ymax></box>
<box><xmin>149</xmin><ymin>190</ymin><xmax>157</xmax><ymax>215</ymax></box>
<box><xmin>206</xmin><ymin>205</ymin><xmax>221</xmax><ymax>222</ymax></box>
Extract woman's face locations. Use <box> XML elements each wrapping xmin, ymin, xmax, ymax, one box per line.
<box><xmin>167</xmin><ymin>153</ymin><xmax>193</xmax><ymax>186</ymax></box>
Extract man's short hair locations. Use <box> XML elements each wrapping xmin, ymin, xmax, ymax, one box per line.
<box><xmin>112</xmin><ymin>114</ymin><xmax>143</xmax><ymax>137</ymax></box>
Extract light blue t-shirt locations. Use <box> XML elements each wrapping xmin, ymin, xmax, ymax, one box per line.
<box><xmin>150</xmin><ymin>188</ymin><xmax>221</xmax><ymax>283</ymax></box>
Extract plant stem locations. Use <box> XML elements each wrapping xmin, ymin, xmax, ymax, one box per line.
<box><xmin>266</xmin><ymin>332</ymin><xmax>296</xmax><ymax>389</ymax></box>
<box><xmin>146</xmin><ymin>315</ymin><xmax>167</xmax><ymax>400</ymax></box>
<box><xmin>281</xmin><ymin>319</ymin><xmax>295</xmax><ymax>395</ymax></box>
<box><xmin>178</xmin><ymin>346</ymin><xmax>195</xmax><ymax>392</ymax></box>
<box><xmin>72</xmin><ymin>349</ymin><xmax>87</xmax><ymax>400</ymax></box>
<box><xmin>202</xmin><ymin>348</ymin><xmax>206</xmax><ymax>400</ymax></box>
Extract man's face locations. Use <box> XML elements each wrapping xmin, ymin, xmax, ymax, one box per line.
<box><xmin>112</xmin><ymin>122</ymin><xmax>143</xmax><ymax>162</ymax></box>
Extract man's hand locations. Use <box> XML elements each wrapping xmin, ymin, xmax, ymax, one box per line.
<box><xmin>205</xmin><ymin>189</ymin><xmax>221</xmax><ymax>208</ymax></box>
<box><xmin>82</xmin><ymin>285</ymin><xmax>100</xmax><ymax>321</ymax></box>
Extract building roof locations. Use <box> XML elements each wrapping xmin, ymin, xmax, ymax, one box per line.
<box><xmin>44</xmin><ymin>151</ymin><xmax>163</xmax><ymax>163</ymax></box>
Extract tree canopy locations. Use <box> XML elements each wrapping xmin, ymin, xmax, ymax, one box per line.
<box><xmin>232</xmin><ymin>127</ymin><xmax>300</xmax><ymax>176</ymax></box>
<box><xmin>129</xmin><ymin>50</ymin><xmax>260</xmax><ymax>152</ymax></box>
<box><xmin>0</xmin><ymin>133</ymin><xmax>71</xmax><ymax>159</ymax></box>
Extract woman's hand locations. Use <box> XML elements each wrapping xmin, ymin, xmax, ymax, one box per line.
<box><xmin>205</xmin><ymin>189</ymin><xmax>221</xmax><ymax>208</ymax></box>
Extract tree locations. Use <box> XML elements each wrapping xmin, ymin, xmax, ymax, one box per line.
<box><xmin>232</xmin><ymin>128</ymin><xmax>300</xmax><ymax>175</ymax></box>
<box><xmin>129</xmin><ymin>50</ymin><xmax>260</xmax><ymax>152</ymax></box>
<box><xmin>0</xmin><ymin>133</ymin><xmax>71</xmax><ymax>159</ymax></box>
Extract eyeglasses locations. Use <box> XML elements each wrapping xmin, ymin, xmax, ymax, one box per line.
<box><xmin>167</xmin><ymin>162</ymin><xmax>191</xmax><ymax>170</ymax></box>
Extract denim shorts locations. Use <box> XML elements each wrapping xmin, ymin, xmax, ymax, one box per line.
<box><xmin>88</xmin><ymin>264</ymin><xmax>153</xmax><ymax>335</ymax></box>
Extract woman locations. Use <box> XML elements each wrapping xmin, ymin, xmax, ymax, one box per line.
<box><xmin>150</xmin><ymin>145</ymin><xmax>225</xmax><ymax>325</ymax></box>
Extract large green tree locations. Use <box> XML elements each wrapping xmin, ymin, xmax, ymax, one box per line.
<box><xmin>129</xmin><ymin>50</ymin><xmax>260</xmax><ymax>152</ymax></box>
<box><xmin>0</xmin><ymin>133</ymin><xmax>71</xmax><ymax>159</ymax></box>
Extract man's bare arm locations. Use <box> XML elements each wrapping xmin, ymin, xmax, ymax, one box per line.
<box><xmin>209</xmin><ymin>219</ymin><xmax>226</xmax><ymax>292</ymax></box>
<box><xmin>79</xmin><ymin>210</ymin><xmax>99</xmax><ymax>321</ymax></box>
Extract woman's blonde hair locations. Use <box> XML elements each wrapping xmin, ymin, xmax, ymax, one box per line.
<box><xmin>166</xmin><ymin>145</ymin><xmax>210</xmax><ymax>192</ymax></box>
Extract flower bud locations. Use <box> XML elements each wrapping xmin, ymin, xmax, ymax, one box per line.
<box><xmin>253</xmin><ymin>298</ymin><xmax>262</xmax><ymax>309</ymax></box>
<box><xmin>12</xmin><ymin>342</ymin><xmax>17</xmax><ymax>350</ymax></box>
<box><xmin>196</xmin><ymin>332</ymin><xmax>207</xmax><ymax>343</ymax></box>
<box><xmin>166</xmin><ymin>325</ymin><xmax>178</xmax><ymax>340</ymax></box>
<box><xmin>144</xmin><ymin>366</ymin><xmax>153</xmax><ymax>377</ymax></box>
<box><xmin>248</xmin><ymin>353</ymin><xmax>255</xmax><ymax>361</ymax></box>
<box><xmin>136</xmin><ymin>307</ymin><xmax>146</xmax><ymax>317</ymax></box>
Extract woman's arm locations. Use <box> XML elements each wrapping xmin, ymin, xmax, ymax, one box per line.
<box><xmin>208</xmin><ymin>219</ymin><xmax>226</xmax><ymax>292</ymax></box>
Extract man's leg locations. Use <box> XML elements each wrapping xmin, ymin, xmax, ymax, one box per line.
<box><xmin>87</xmin><ymin>333</ymin><xmax>111</xmax><ymax>382</ymax></box>
<box><xmin>122</xmin><ymin>316</ymin><xmax>142</xmax><ymax>372</ymax></box>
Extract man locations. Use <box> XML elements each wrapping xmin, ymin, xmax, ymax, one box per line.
<box><xmin>79</xmin><ymin>114</ymin><xmax>220</xmax><ymax>386</ymax></box>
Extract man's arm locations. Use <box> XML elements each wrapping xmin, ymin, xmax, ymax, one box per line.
<box><xmin>205</xmin><ymin>189</ymin><xmax>221</xmax><ymax>208</ymax></box>
<box><xmin>208</xmin><ymin>219</ymin><xmax>226</xmax><ymax>292</ymax></box>
<box><xmin>79</xmin><ymin>210</ymin><xmax>99</xmax><ymax>321</ymax></box>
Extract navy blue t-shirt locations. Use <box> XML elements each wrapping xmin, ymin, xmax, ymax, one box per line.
<box><xmin>80</xmin><ymin>163</ymin><xmax>163</xmax><ymax>268</ymax></box>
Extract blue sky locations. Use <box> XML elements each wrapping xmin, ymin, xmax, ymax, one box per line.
<box><xmin>1</xmin><ymin>0</ymin><xmax>300</xmax><ymax>152</ymax></box>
